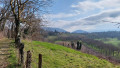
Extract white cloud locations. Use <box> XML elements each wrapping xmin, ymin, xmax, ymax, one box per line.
<box><xmin>65</xmin><ymin>25</ymin><xmax>96</xmax><ymax>32</ymax></box>
<box><xmin>43</xmin><ymin>12</ymin><xmax>80</xmax><ymax>19</ymax></box>
<box><xmin>47</xmin><ymin>20</ymin><xmax>74</xmax><ymax>28</ymax></box>
<box><xmin>71</xmin><ymin>0</ymin><xmax>120</xmax><ymax>11</ymax></box>
<box><xmin>83</xmin><ymin>9</ymin><xmax>120</xmax><ymax>22</ymax></box>
<box><xmin>47</xmin><ymin>9</ymin><xmax>120</xmax><ymax>32</ymax></box>
<box><xmin>44</xmin><ymin>0</ymin><xmax>120</xmax><ymax>32</ymax></box>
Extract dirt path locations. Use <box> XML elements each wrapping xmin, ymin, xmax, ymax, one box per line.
<box><xmin>0</xmin><ymin>39</ymin><xmax>11</xmax><ymax>68</ymax></box>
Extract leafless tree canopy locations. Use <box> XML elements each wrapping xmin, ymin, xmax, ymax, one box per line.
<box><xmin>0</xmin><ymin>0</ymin><xmax>52</xmax><ymax>42</ymax></box>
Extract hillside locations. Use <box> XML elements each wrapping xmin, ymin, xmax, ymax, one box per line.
<box><xmin>72</xmin><ymin>30</ymin><xmax>88</xmax><ymax>33</ymax></box>
<box><xmin>8</xmin><ymin>40</ymin><xmax>119</xmax><ymax>68</ymax></box>
<box><xmin>96</xmin><ymin>38</ymin><xmax>120</xmax><ymax>48</ymax></box>
<box><xmin>43</xmin><ymin>27</ymin><xmax>68</xmax><ymax>32</ymax></box>
<box><xmin>81</xmin><ymin>31</ymin><xmax>120</xmax><ymax>40</ymax></box>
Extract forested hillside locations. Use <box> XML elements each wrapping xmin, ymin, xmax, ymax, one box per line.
<box><xmin>81</xmin><ymin>31</ymin><xmax>120</xmax><ymax>39</ymax></box>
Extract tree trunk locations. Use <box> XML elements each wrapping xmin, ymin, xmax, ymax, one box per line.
<box><xmin>15</xmin><ymin>18</ymin><xmax>20</xmax><ymax>45</ymax></box>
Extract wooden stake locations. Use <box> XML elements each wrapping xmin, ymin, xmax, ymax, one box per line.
<box><xmin>38</xmin><ymin>54</ymin><xmax>42</xmax><ymax>68</ymax></box>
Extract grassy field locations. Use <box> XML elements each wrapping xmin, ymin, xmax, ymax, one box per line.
<box><xmin>8</xmin><ymin>39</ymin><xmax>120</xmax><ymax>68</ymax></box>
<box><xmin>96</xmin><ymin>38</ymin><xmax>120</xmax><ymax>47</ymax></box>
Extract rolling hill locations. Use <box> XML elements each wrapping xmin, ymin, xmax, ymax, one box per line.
<box><xmin>72</xmin><ymin>30</ymin><xmax>88</xmax><ymax>33</ymax></box>
<box><xmin>43</xmin><ymin>27</ymin><xmax>68</xmax><ymax>32</ymax></box>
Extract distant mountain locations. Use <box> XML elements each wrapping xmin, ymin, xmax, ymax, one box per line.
<box><xmin>72</xmin><ymin>30</ymin><xmax>88</xmax><ymax>33</ymax></box>
<box><xmin>43</xmin><ymin>27</ymin><xmax>68</xmax><ymax>32</ymax></box>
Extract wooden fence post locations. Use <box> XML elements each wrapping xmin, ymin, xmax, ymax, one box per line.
<box><xmin>19</xmin><ymin>43</ymin><xmax>24</xmax><ymax>64</ymax></box>
<box><xmin>26</xmin><ymin>51</ymin><xmax>32</xmax><ymax>68</ymax></box>
<box><xmin>38</xmin><ymin>54</ymin><xmax>42</xmax><ymax>68</ymax></box>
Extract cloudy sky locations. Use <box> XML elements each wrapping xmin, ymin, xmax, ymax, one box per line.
<box><xmin>44</xmin><ymin>0</ymin><xmax>120</xmax><ymax>32</ymax></box>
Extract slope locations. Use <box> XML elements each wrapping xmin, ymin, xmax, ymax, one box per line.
<box><xmin>21</xmin><ymin>40</ymin><xmax>120</xmax><ymax>68</ymax></box>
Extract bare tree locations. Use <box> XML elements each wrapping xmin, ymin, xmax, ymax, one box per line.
<box><xmin>0</xmin><ymin>0</ymin><xmax>52</xmax><ymax>45</ymax></box>
<box><xmin>0</xmin><ymin>0</ymin><xmax>11</xmax><ymax>31</ymax></box>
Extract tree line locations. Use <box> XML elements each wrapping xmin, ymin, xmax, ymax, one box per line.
<box><xmin>81</xmin><ymin>31</ymin><xmax>120</xmax><ymax>40</ymax></box>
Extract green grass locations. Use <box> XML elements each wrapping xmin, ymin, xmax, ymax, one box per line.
<box><xmin>7</xmin><ymin>42</ymin><xmax>21</xmax><ymax>68</ymax></box>
<box><xmin>0</xmin><ymin>39</ymin><xmax>20</xmax><ymax>68</ymax></box>
<box><xmin>22</xmin><ymin>40</ymin><xmax>119</xmax><ymax>68</ymax></box>
<box><xmin>96</xmin><ymin>38</ymin><xmax>120</xmax><ymax>47</ymax></box>
<box><xmin>7</xmin><ymin>46</ymin><xmax>18</xmax><ymax>68</ymax></box>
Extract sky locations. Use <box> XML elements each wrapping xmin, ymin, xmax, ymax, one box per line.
<box><xmin>44</xmin><ymin>0</ymin><xmax>120</xmax><ymax>32</ymax></box>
